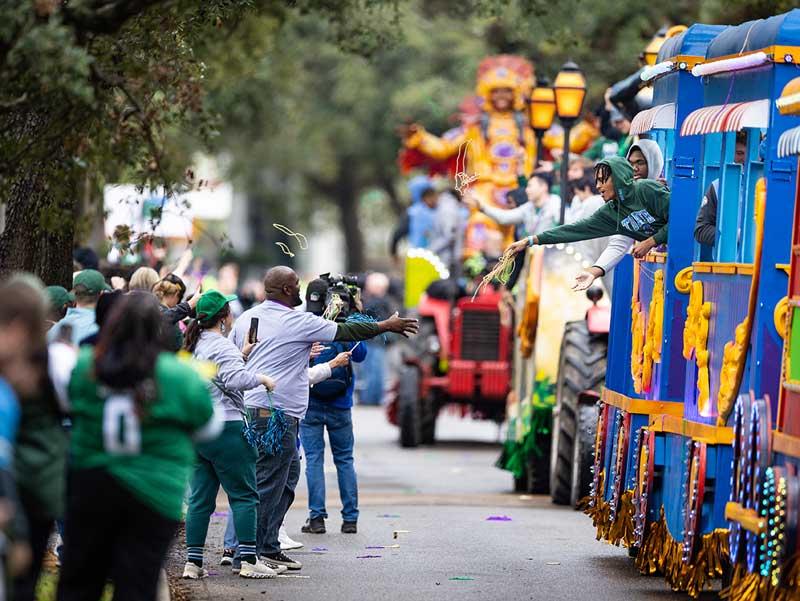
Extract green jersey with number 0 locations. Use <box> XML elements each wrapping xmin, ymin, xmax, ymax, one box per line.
<box><xmin>68</xmin><ymin>347</ymin><xmax>219</xmax><ymax>520</ymax></box>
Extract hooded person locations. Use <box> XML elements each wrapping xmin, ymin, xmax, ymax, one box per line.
<box><xmin>507</xmin><ymin>155</ymin><xmax>670</xmax><ymax>260</ymax></box>
<box><xmin>572</xmin><ymin>142</ymin><xmax>667</xmax><ymax>292</ymax></box>
<box><xmin>626</xmin><ymin>139</ymin><xmax>664</xmax><ymax>183</ymax></box>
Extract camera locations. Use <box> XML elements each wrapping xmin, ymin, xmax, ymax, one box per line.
<box><xmin>319</xmin><ymin>273</ymin><xmax>361</xmax><ymax>321</ymax></box>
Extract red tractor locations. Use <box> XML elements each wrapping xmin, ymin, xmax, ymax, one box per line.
<box><xmin>390</xmin><ymin>286</ymin><xmax>513</xmax><ymax>447</ymax></box>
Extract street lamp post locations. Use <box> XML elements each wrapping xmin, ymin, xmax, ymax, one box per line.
<box><xmin>553</xmin><ymin>61</ymin><xmax>587</xmax><ymax>225</ymax></box>
<box><xmin>529</xmin><ymin>78</ymin><xmax>556</xmax><ymax>170</ymax></box>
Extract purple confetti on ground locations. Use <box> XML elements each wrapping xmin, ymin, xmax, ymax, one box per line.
<box><xmin>356</xmin><ymin>555</ymin><xmax>382</xmax><ymax>559</ymax></box>
<box><xmin>207</xmin><ymin>570</ymin><xmax>219</xmax><ymax>576</ymax></box>
<box><xmin>311</xmin><ymin>547</ymin><xmax>328</xmax><ymax>552</ymax></box>
<box><xmin>486</xmin><ymin>515</ymin><xmax>512</xmax><ymax>521</ymax></box>
<box><xmin>365</xmin><ymin>546</ymin><xmax>385</xmax><ymax>549</ymax></box>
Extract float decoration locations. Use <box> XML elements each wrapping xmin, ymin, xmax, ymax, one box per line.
<box><xmin>729</xmin><ymin>394</ymin><xmax>754</xmax><ymax>564</ymax></box>
<box><xmin>718</xmin><ymin>319</ymin><xmax>750</xmax><ymax>419</ymax></box>
<box><xmin>632</xmin><ymin>428</ymin><xmax>656</xmax><ymax>548</ymax></box>
<box><xmin>717</xmin><ymin>177</ymin><xmax>766</xmax><ymax>427</ymax></box>
<box><xmin>642</xmin><ymin>269</ymin><xmax>665</xmax><ymax>392</ymax></box>
<box><xmin>683</xmin><ymin>280</ymin><xmax>712</xmax><ymax>414</ymax></box>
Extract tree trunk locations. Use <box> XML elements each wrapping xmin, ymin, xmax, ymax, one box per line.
<box><xmin>377</xmin><ymin>168</ymin><xmax>403</xmax><ymax>217</ymax></box>
<box><xmin>0</xmin><ymin>165</ymin><xmax>77</xmax><ymax>287</ymax></box>
<box><xmin>334</xmin><ymin>165</ymin><xmax>365</xmax><ymax>273</ymax></box>
<box><xmin>0</xmin><ymin>109</ymin><xmax>79</xmax><ymax>287</ymax></box>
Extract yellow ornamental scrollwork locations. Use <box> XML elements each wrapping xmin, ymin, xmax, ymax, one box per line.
<box><xmin>774</xmin><ymin>295</ymin><xmax>789</xmax><ymax>340</ymax></box>
<box><xmin>695</xmin><ymin>300</ymin><xmax>713</xmax><ymax>416</ymax></box>
<box><xmin>674</xmin><ymin>266</ymin><xmax>693</xmax><ymax>294</ymax></box>
<box><xmin>682</xmin><ymin>280</ymin><xmax>712</xmax><ymax>414</ymax></box>
<box><xmin>717</xmin><ymin>318</ymin><xmax>749</xmax><ymax>419</ymax></box>
<box><xmin>642</xmin><ymin>270</ymin><xmax>665</xmax><ymax>393</ymax></box>
<box><xmin>631</xmin><ymin>300</ymin><xmax>645</xmax><ymax>394</ymax></box>
<box><xmin>683</xmin><ymin>280</ymin><xmax>703</xmax><ymax>359</ymax></box>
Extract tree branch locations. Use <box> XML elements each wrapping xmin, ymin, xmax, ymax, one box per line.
<box><xmin>90</xmin><ymin>64</ymin><xmax>170</xmax><ymax>196</ymax></box>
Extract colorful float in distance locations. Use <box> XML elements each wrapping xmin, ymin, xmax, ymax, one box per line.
<box><xmin>585</xmin><ymin>9</ymin><xmax>800</xmax><ymax>598</ymax></box>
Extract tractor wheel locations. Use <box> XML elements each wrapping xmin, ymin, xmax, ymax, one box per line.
<box><xmin>398</xmin><ymin>365</ymin><xmax>421</xmax><ymax>448</ymax></box>
<box><xmin>420</xmin><ymin>395</ymin><xmax>437</xmax><ymax>445</ymax></box>
<box><xmin>550</xmin><ymin>320</ymin><xmax>608</xmax><ymax>505</ymax></box>
<box><xmin>514</xmin><ymin>470</ymin><xmax>529</xmax><ymax>493</ymax></box>
<box><xmin>571</xmin><ymin>404</ymin><xmax>599</xmax><ymax>507</ymax></box>
<box><xmin>528</xmin><ymin>429</ymin><xmax>552</xmax><ymax>494</ymax></box>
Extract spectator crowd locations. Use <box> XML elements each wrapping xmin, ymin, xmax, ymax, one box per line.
<box><xmin>0</xmin><ymin>254</ymin><xmax>416</xmax><ymax>600</ymax></box>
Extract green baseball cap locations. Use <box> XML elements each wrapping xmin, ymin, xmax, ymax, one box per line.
<box><xmin>72</xmin><ymin>269</ymin><xmax>111</xmax><ymax>294</ymax></box>
<box><xmin>45</xmin><ymin>285</ymin><xmax>74</xmax><ymax>309</ymax></box>
<box><xmin>196</xmin><ymin>289</ymin><xmax>237</xmax><ymax>321</ymax></box>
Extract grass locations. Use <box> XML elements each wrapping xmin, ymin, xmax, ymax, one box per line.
<box><xmin>35</xmin><ymin>569</ymin><xmax>113</xmax><ymax>601</ymax></box>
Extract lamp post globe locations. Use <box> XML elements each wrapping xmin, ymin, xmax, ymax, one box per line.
<box><xmin>553</xmin><ymin>61</ymin><xmax>587</xmax><ymax>224</ymax></box>
<box><xmin>529</xmin><ymin>77</ymin><xmax>556</xmax><ymax>169</ymax></box>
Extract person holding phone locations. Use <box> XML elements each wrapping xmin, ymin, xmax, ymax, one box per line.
<box><xmin>231</xmin><ymin>266</ymin><xmax>418</xmax><ymax>570</ymax></box>
<box><xmin>180</xmin><ymin>290</ymin><xmax>281</xmax><ymax>579</ymax></box>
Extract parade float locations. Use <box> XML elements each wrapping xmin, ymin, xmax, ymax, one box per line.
<box><xmin>391</xmin><ymin>56</ymin><xmax>537</xmax><ymax>446</ymax></box>
<box><xmin>584</xmin><ymin>10</ymin><xmax>800</xmax><ymax>598</ymax></box>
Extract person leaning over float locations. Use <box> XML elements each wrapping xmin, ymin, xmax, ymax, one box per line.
<box><xmin>506</xmin><ymin>155</ymin><xmax>669</xmax><ymax>259</ymax></box>
<box><xmin>572</xmin><ymin>139</ymin><xmax>666</xmax><ymax>291</ymax></box>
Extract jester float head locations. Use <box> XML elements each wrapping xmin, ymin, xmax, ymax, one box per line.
<box><xmin>475</xmin><ymin>55</ymin><xmax>534</xmax><ymax>113</ymax></box>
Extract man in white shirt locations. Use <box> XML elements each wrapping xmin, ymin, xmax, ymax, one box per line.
<box><xmin>230</xmin><ymin>266</ymin><xmax>417</xmax><ymax>570</ymax></box>
<box><xmin>465</xmin><ymin>172</ymin><xmax>560</xmax><ymax>237</ymax></box>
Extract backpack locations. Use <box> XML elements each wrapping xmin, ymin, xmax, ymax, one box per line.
<box><xmin>309</xmin><ymin>342</ymin><xmax>352</xmax><ymax>400</ymax></box>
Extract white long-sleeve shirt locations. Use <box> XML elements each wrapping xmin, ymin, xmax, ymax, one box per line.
<box><xmin>308</xmin><ymin>363</ymin><xmax>332</xmax><ymax>386</ymax></box>
<box><xmin>593</xmin><ymin>235</ymin><xmax>634</xmax><ymax>273</ymax></box>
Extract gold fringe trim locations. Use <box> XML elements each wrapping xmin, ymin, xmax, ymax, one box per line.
<box><xmin>721</xmin><ymin>556</ymin><xmax>800</xmax><ymax>601</ymax></box>
<box><xmin>634</xmin><ymin>509</ymin><xmax>729</xmax><ymax>598</ymax></box>
<box><xmin>582</xmin><ymin>489</ymin><xmax>635</xmax><ymax>547</ymax></box>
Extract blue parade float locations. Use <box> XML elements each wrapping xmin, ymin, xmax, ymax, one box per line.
<box><xmin>584</xmin><ymin>10</ymin><xmax>800</xmax><ymax>598</ymax></box>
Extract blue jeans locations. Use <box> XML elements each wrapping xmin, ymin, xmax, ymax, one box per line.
<box><xmin>252</xmin><ymin>415</ymin><xmax>300</xmax><ymax>556</ymax></box>
<box><xmin>300</xmin><ymin>404</ymin><xmax>359</xmax><ymax>522</ymax></box>
<box><xmin>223</xmin><ymin>510</ymin><xmax>237</xmax><ymax>550</ymax></box>
<box><xmin>357</xmin><ymin>340</ymin><xmax>385</xmax><ymax>405</ymax></box>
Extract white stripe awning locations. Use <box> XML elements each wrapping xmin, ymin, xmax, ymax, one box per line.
<box><xmin>630</xmin><ymin>103</ymin><xmax>676</xmax><ymax>136</ymax></box>
<box><xmin>680</xmin><ymin>99</ymin><xmax>770</xmax><ymax>136</ymax></box>
<box><xmin>778</xmin><ymin>125</ymin><xmax>800</xmax><ymax>158</ymax></box>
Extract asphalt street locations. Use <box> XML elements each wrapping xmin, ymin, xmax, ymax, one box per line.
<box><xmin>169</xmin><ymin>406</ymin><xmax>717</xmax><ymax>601</ymax></box>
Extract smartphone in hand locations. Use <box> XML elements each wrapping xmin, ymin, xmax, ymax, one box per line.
<box><xmin>248</xmin><ymin>317</ymin><xmax>259</xmax><ymax>344</ymax></box>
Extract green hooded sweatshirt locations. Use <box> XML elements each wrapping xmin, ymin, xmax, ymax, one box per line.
<box><xmin>536</xmin><ymin>155</ymin><xmax>670</xmax><ymax>246</ymax></box>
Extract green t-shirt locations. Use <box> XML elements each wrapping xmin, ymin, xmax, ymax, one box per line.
<box><xmin>68</xmin><ymin>347</ymin><xmax>217</xmax><ymax>520</ymax></box>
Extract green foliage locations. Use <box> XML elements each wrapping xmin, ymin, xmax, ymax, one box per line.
<box><xmin>0</xmin><ymin>0</ymin><xmax>792</xmax><ymax>274</ymax></box>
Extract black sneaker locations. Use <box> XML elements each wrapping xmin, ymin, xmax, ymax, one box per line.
<box><xmin>301</xmin><ymin>516</ymin><xmax>326</xmax><ymax>534</ymax></box>
<box><xmin>341</xmin><ymin>521</ymin><xmax>357</xmax><ymax>534</ymax></box>
<box><xmin>262</xmin><ymin>551</ymin><xmax>302</xmax><ymax>570</ymax></box>
<box><xmin>220</xmin><ymin>548</ymin><xmax>235</xmax><ymax>566</ymax></box>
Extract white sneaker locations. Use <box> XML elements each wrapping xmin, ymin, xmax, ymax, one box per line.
<box><xmin>239</xmin><ymin>559</ymin><xmax>278</xmax><ymax>579</ymax></box>
<box><xmin>279</xmin><ymin>526</ymin><xmax>303</xmax><ymax>550</ymax></box>
<box><xmin>182</xmin><ymin>562</ymin><xmax>208</xmax><ymax>579</ymax></box>
<box><xmin>262</xmin><ymin>560</ymin><xmax>288</xmax><ymax>575</ymax></box>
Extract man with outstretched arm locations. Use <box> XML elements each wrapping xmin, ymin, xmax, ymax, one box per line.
<box><xmin>230</xmin><ymin>266</ymin><xmax>418</xmax><ymax>572</ymax></box>
<box><xmin>506</xmin><ymin>156</ymin><xmax>670</xmax><ymax>261</ymax></box>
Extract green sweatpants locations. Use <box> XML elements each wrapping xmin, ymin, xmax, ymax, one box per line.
<box><xmin>185</xmin><ymin>420</ymin><xmax>258</xmax><ymax>548</ymax></box>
